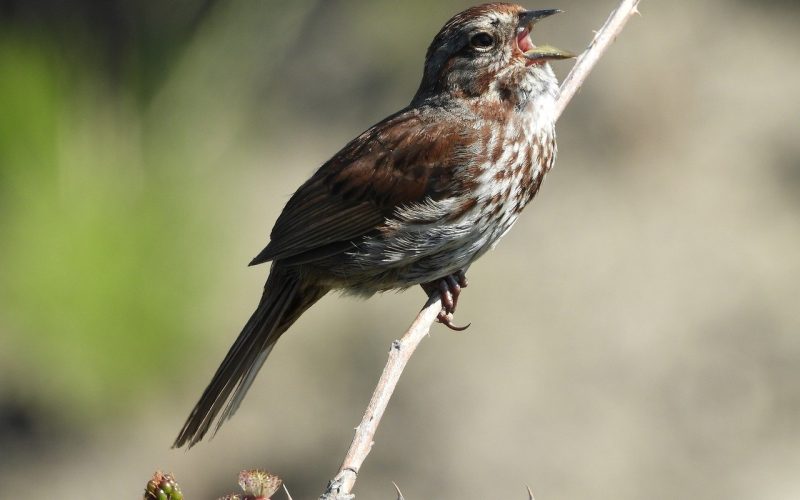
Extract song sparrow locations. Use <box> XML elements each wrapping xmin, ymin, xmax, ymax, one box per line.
<box><xmin>175</xmin><ymin>3</ymin><xmax>573</xmax><ymax>448</ymax></box>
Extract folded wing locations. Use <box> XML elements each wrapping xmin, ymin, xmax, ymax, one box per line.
<box><xmin>250</xmin><ymin>109</ymin><xmax>473</xmax><ymax>266</ymax></box>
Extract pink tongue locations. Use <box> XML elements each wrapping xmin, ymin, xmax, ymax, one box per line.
<box><xmin>517</xmin><ymin>30</ymin><xmax>535</xmax><ymax>52</ymax></box>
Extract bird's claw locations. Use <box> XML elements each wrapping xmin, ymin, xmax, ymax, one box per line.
<box><xmin>438</xmin><ymin>311</ymin><xmax>471</xmax><ymax>331</ymax></box>
<box><xmin>422</xmin><ymin>271</ymin><xmax>470</xmax><ymax>331</ymax></box>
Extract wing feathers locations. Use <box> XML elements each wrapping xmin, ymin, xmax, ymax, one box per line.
<box><xmin>250</xmin><ymin>108</ymin><xmax>471</xmax><ymax>266</ymax></box>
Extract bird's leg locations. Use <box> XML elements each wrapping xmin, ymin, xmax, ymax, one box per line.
<box><xmin>421</xmin><ymin>270</ymin><xmax>470</xmax><ymax>331</ymax></box>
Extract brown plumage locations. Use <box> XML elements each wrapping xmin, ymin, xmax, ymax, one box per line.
<box><xmin>174</xmin><ymin>3</ymin><xmax>573</xmax><ymax>448</ymax></box>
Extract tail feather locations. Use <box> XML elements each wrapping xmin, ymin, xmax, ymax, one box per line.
<box><xmin>174</xmin><ymin>267</ymin><xmax>326</xmax><ymax>448</ymax></box>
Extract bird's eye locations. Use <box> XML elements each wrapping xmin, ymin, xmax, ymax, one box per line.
<box><xmin>470</xmin><ymin>32</ymin><xmax>495</xmax><ymax>51</ymax></box>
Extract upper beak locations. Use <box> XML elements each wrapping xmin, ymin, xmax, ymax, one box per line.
<box><xmin>519</xmin><ymin>8</ymin><xmax>563</xmax><ymax>27</ymax></box>
<box><xmin>519</xmin><ymin>9</ymin><xmax>576</xmax><ymax>62</ymax></box>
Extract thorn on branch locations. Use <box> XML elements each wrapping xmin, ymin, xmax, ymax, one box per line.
<box><xmin>392</xmin><ymin>481</ymin><xmax>406</xmax><ymax>500</ymax></box>
<box><xmin>319</xmin><ymin>478</ymin><xmax>355</xmax><ymax>500</ymax></box>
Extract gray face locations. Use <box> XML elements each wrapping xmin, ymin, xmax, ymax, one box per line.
<box><xmin>415</xmin><ymin>7</ymin><xmax>521</xmax><ymax>101</ymax></box>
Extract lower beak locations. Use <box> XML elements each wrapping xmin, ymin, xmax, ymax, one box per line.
<box><xmin>524</xmin><ymin>45</ymin><xmax>576</xmax><ymax>62</ymax></box>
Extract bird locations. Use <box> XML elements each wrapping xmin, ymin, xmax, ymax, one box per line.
<box><xmin>174</xmin><ymin>2</ymin><xmax>574</xmax><ymax>448</ymax></box>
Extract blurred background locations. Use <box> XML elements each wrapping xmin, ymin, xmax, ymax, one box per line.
<box><xmin>1</xmin><ymin>0</ymin><xmax>798</xmax><ymax>498</ymax></box>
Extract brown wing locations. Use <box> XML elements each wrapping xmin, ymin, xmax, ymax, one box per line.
<box><xmin>250</xmin><ymin>108</ymin><xmax>472</xmax><ymax>266</ymax></box>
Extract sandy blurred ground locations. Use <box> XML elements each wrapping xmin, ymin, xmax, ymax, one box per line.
<box><xmin>1</xmin><ymin>0</ymin><xmax>799</xmax><ymax>498</ymax></box>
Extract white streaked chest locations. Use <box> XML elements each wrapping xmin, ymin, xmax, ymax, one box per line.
<box><xmin>466</xmin><ymin>95</ymin><xmax>557</xmax><ymax>249</ymax></box>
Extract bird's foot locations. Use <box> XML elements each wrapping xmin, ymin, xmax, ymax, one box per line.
<box><xmin>421</xmin><ymin>270</ymin><xmax>470</xmax><ymax>331</ymax></box>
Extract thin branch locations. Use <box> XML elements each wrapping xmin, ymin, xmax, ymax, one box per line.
<box><xmin>321</xmin><ymin>1</ymin><xmax>640</xmax><ymax>497</ymax></box>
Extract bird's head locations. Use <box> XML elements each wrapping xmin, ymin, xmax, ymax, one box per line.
<box><xmin>413</xmin><ymin>3</ymin><xmax>574</xmax><ymax>107</ymax></box>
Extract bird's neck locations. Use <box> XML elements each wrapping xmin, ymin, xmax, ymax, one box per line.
<box><xmin>413</xmin><ymin>63</ymin><xmax>559</xmax><ymax>123</ymax></box>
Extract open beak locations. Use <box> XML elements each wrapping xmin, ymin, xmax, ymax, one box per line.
<box><xmin>517</xmin><ymin>9</ymin><xmax>576</xmax><ymax>63</ymax></box>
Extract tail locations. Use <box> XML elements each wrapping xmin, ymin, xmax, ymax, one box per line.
<box><xmin>173</xmin><ymin>266</ymin><xmax>327</xmax><ymax>448</ymax></box>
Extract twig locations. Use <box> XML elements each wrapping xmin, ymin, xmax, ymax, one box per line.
<box><xmin>321</xmin><ymin>1</ymin><xmax>640</xmax><ymax>497</ymax></box>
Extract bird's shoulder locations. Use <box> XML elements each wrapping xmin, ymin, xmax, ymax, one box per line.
<box><xmin>319</xmin><ymin>105</ymin><xmax>479</xmax><ymax>204</ymax></box>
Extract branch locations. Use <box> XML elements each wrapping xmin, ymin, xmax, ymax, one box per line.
<box><xmin>321</xmin><ymin>1</ymin><xmax>640</xmax><ymax>497</ymax></box>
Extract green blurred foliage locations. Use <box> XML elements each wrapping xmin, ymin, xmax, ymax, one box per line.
<box><xmin>0</xmin><ymin>29</ymin><xmax>210</xmax><ymax>420</ymax></box>
<box><xmin>0</xmin><ymin>0</ymin><xmax>325</xmax><ymax>426</ymax></box>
